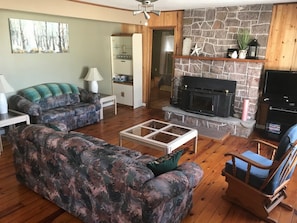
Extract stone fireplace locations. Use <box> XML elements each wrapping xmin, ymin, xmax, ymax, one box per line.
<box><xmin>173</xmin><ymin>59</ymin><xmax>264</xmax><ymax>120</ymax></box>
<box><xmin>174</xmin><ymin>4</ymin><xmax>272</xmax><ymax>120</ymax></box>
<box><xmin>163</xmin><ymin>5</ymin><xmax>272</xmax><ymax>137</ymax></box>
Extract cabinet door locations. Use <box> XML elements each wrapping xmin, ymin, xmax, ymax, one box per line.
<box><xmin>113</xmin><ymin>59</ymin><xmax>133</xmax><ymax>75</ymax></box>
<box><xmin>113</xmin><ymin>83</ymin><xmax>133</xmax><ymax>106</ymax></box>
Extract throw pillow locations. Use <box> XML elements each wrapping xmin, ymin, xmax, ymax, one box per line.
<box><xmin>147</xmin><ymin>149</ymin><xmax>184</xmax><ymax>176</ymax></box>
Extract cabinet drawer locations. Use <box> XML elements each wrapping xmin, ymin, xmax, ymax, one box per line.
<box><xmin>113</xmin><ymin>59</ymin><xmax>132</xmax><ymax>75</ymax></box>
<box><xmin>113</xmin><ymin>83</ymin><xmax>133</xmax><ymax>106</ymax></box>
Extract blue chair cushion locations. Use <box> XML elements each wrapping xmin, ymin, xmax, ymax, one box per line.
<box><xmin>225</xmin><ymin>150</ymin><xmax>273</xmax><ymax>193</ymax></box>
<box><xmin>275</xmin><ymin>124</ymin><xmax>297</xmax><ymax>161</ymax></box>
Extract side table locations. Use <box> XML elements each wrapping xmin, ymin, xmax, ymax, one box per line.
<box><xmin>100</xmin><ymin>94</ymin><xmax>117</xmax><ymax>120</ymax></box>
<box><xmin>0</xmin><ymin>109</ymin><xmax>30</xmax><ymax>155</ymax></box>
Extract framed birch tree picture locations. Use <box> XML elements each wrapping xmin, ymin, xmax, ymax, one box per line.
<box><xmin>8</xmin><ymin>18</ymin><xmax>69</xmax><ymax>54</ymax></box>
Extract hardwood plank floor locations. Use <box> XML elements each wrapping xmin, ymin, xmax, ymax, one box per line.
<box><xmin>1</xmin><ymin>105</ymin><xmax>297</xmax><ymax>223</ymax></box>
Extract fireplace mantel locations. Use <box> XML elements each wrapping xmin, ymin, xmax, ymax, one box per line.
<box><xmin>174</xmin><ymin>55</ymin><xmax>266</xmax><ymax>63</ymax></box>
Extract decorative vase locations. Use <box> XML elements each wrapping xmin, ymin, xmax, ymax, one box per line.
<box><xmin>231</xmin><ymin>51</ymin><xmax>238</xmax><ymax>59</ymax></box>
<box><xmin>182</xmin><ymin>38</ymin><xmax>192</xmax><ymax>56</ymax></box>
<box><xmin>238</xmin><ymin>50</ymin><xmax>247</xmax><ymax>59</ymax></box>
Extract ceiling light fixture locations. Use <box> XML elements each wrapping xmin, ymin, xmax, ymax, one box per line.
<box><xmin>133</xmin><ymin>0</ymin><xmax>161</xmax><ymax>20</ymax></box>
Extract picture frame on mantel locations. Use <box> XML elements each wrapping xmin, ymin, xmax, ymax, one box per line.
<box><xmin>8</xmin><ymin>18</ymin><xmax>69</xmax><ymax>54</ymax></box>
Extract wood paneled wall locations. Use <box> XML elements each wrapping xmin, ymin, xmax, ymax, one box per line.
<box><xmin>265</xmin><ymin>3</ymin><xmax>297</xmax><ymax>70</ymax></box>
<box><xmin>257</xmin><ymin>3</ymin><xmax>297</xmax><ymax>127</ymax></box>
<box><xmin>121</xmin><ymin>11</ymin><xmax>184</xmax><ymax>105</ymax></box>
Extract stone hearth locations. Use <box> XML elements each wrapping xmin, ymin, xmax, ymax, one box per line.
<box><xmin>163</xmin><ymin>106</ymin><xmax>256</xmax><ymax>138</ymax></box>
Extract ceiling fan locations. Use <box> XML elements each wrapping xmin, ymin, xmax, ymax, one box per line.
<box><xmin>133</xmin><ymin>0</ymin><xmax>161</xmax><ymax>20</ymax></box>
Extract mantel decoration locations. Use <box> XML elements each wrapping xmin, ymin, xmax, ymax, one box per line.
<box><xmin>247</xmin><ymin>39</ymin><xmax>260</xmax><ymax>59</ymax></box>
<box><xmin>237</xmin><ymin>29</ymin><xmax>251</xmax><ymax>59</ymax></box>
<box><xmin>190</xmin><ymin>43</ymin><xmax>201</xmax><ymax>56</ymax></box>
<box><xmin>9</xmin><ymin>18</ymin><xmax>69</xmax><ymax>54</ymax></box>
<box><xmin>182</xmin><ymin>37</ymin><xmax>192</xmax><ymax>56</ymax></box>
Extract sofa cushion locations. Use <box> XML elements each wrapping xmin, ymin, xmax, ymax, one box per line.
<box><xmin>20</xmin><ymin>87</ymin><xmax>42</xmax><ymax>102</ymax></box>
<box><xmin>147</xmin><ymin>149</ymin><xmax>184</xmax><ymax>176</ymax></box>
<box><xmin>35</xmin><ymin>85</ymin><xmax>53</xmax><ymax>98</ymax></box>
<box><xmin>68</xmin><ymin>103</ymin><xmax>96</xmax><ymax>115</ymax></box>
<box><xmin>45</xmin><ymin>83</ymin><xmax>63</xmax><ymax>96</ymax></box>
<box><xmin>39</xmin><ymin>94</ymin><xmax>81</xmax><ymax>111</ymax></box>
<box><xmin>58</xmin><ymin>83</ymin><xmax>79</xmax><ymax>94</ymax></box>
<box><xmin>18</xmin><ymin>83</ymin><xmax>80</xmax><ymax>104</ymax></box>
<box><xmin>40</xmin><ymin>107</ymin><xmax>75</xmax><ymax>123</ymax></box>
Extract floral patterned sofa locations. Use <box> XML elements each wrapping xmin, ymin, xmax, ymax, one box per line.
<box><xmin>10</xmin><ymin>124</ymin><xmax>204</xmax><ymax>223</ymax></box>
<box><xmin>8</xmin><ymin>83</ymin><xmax>101</xmax><ymax>131</ymax></box>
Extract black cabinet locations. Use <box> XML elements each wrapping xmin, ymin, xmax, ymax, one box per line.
<box><xmin>265</xmin><ymin>106</ymin><xmax>297</xmax><ymax>141</ymax></box>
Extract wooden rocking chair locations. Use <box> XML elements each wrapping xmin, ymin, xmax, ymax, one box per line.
<box><xmin>222</xmin><ymin>124</ymin><xmax>297</xmax><ymax>223</ymax></box>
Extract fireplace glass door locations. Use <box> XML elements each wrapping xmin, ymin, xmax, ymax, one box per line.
<box><xmin>189</xmin><ymin>93</ymin><xmax>215</xmax><ymax>115</ymax></box>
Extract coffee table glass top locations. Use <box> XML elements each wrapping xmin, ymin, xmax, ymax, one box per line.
<box><xmin>142</xmin><ymin>120</ymin><xmax>168</xmax><ymax>129</ymax></box>
<box><xmin>123</xmin><ymin>120</ymin><xmax>193</xmax><ymax>143</ymax></box>
<box><xmin>120</xmin><ymin>119</ymin><xmax>198</xmax><ymax>154</ymax></box>
<box><xmin>127</xmin><ymin>126</ymin><xmax>155</xmax><ymax>137</ymax></box>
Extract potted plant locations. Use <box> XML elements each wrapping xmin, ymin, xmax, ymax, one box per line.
<box><xmin>237</xmin><ymin>29</ymin><xmax>251</xmax><ymax>59</ymax></box>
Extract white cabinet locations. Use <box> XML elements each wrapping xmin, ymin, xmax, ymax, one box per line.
<box><xmin>111</xmin><ymin>34</ymin><xmax>142</xmax><ymax>108</ymax></box>
<box><xmin>113</xmin><ymin>83</ymin><xmax>133</xmax><ymax>106</ymax></box>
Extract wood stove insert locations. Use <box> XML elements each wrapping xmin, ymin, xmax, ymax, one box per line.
<box><xmin>177</xmin><ymin>76</ymin><xmax>236</xmax><ymax>117</ymax></box>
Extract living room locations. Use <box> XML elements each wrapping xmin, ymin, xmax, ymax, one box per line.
<box><xmin>1</xmin><ymin>0</ymin><xmax>297</xmax><ymax>223</ymax></box>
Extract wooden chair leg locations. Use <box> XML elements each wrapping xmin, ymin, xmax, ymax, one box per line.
<box><xmin>279</xmin><ymin>202</ymin><xmax>293</xmax><ymax>211</ymax></box>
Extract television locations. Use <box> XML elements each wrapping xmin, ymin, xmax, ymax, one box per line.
<box><xmin>263</xmin><ymin>70</ymin><xmax>297</xmax><ymax>101</ymax></box>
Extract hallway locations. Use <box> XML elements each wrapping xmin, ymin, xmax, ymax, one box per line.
<box><xmin>149</xmin><ymin>86</ymin><xmax>171</xmax><ymax>110</ymax></box>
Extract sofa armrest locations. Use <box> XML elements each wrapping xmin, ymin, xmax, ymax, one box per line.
<box><xmin>142</xmin><ymin>170</ymin><xmax>190</xmax><ymax>208</ymax></box>
<box><xmin>142</xmin><ymin>162</ymin><xmax>203</xmax><ymax>208</ymax></box>
<box><xmin>8</xmin><ymin>95</ymin><xmax>41</xmax><ymax>116</ymax></box>
<box><xmin>176</xmin><ymin>162</ymin><xmax>204</xmax><ymax>188</ymax></box>
<box><xmin>79</xmin><ymin>88</ymin><xmax>101</xmax><ymax>109</ymax></box>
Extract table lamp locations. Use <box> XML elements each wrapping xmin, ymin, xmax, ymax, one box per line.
<box><xmin>0</xmin><ymin>74</ymin><xmax>14</xmax><ymax>114</ymax></box>
<box><xmin>84</xmin><ymin>67</ymin><xmax>103</xmax><ymax>93</ymax></box>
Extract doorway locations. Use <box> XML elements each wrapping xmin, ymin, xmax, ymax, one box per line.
<box><xmin>149</xmin><ymin>29</ymin><xmax>174</xmax><ymax>110</ymax></box>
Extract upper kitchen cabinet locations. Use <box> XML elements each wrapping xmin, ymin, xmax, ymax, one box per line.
<box><xmin>111</xmin><ymin>33</ymin><xmax>143</xmax><ymax>108</ymax></box>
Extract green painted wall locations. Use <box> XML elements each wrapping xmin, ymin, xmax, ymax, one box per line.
<box><xmin>0</xmin><ymin>9</ymin><xmax>121</xmax><ymax>96</ymax></box>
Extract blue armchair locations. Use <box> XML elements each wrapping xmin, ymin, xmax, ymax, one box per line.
<box><xmin>222</xmin><ymin>124</ymin><xmax>297</xmax><ymax>223</ymax></box>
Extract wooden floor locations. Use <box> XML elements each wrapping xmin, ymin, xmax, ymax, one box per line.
<box><xmin>1</xmin><ymin>105</ymin><xmax>297</xmax><ymax>223</ymax></box>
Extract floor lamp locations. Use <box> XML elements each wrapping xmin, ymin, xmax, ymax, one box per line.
<box><xmin>84</xmin><ymin>68</ymin><xmax>103</xmax><ymax>93</ymax></box>
<box><xmin>0</xmin><ymin>74</ymin><xmax>14</xmax><ymax>114</ymax></box>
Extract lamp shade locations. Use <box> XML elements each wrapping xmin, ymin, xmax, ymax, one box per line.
<box><xmin>0</xmin><ymin>74</ymin><xmax>14</xmax><ymax>114</ymax></box>
<box><xmin>0</xmin><ymin>74</ymin><xmax>14</xmax><ymax>93</ymax></box>
<box><xmin>84</xmin><ymin>68</ymin><xmax>103</xmax><ymax>82</ymax></box>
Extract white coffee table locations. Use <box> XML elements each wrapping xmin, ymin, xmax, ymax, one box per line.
<box><xmin>119</xmin><ymin>119</ymin><xmax>198</xmax><ymax>154</ymax></box>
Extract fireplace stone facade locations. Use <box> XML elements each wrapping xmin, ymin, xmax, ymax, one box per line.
<box><xmin>173</xmin><ymin>4</ymin><xmax>273</xmax><ymax>121</ymax></box>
